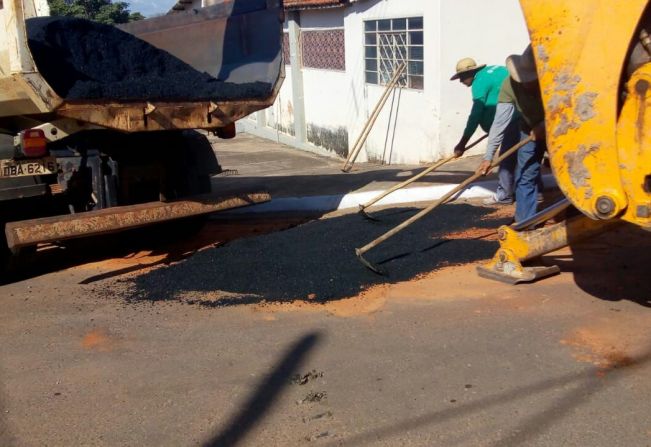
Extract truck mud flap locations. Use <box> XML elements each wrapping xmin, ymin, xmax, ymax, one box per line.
<box><xmin>4</xmin><ymin>191</ymin><xmax>270</xmax><ymax>250</ymax></box>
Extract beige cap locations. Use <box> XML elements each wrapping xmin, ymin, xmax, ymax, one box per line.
<box><xmin>450</xmin><ymin>57</ymin><xmax>486</xmax><ymax>80</ymax></box>
<box><xmin>506</xmin><ymin>45</ymin><xmax>538</xmax><ymax>83</ymax></box>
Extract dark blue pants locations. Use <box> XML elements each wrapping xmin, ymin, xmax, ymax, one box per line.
<box><xmin>514</xmin><ymin>135</ymin><xmax>546</xmax><ymax>222</ymax></box>
<box><xmin>495</xmin><ymin>119</ymin><xmax>521</xmax><ymax>201</ymax></box>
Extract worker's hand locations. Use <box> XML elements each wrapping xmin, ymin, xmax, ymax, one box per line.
<box><xmin>453</xmin><ymin>142</ymin><xmax>466</xmax><ymax>158</ymax></box>
<box><xmin>476</xmin><ymin>159</ymin><xmax>492</xmax><ymax>176</ymax></box>
<box><xmin>531</xmin><ymin>123</ymin><xmax>546</xmax><ymax>142</ymax></box>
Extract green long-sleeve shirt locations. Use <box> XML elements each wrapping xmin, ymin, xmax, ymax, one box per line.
<box><xmin>462</xmin><ymin>65</ymin><xmax>509</xmax><ymax>139</ymax></box>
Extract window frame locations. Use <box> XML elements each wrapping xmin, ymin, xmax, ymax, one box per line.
<box><xmin>364</xmin><ymin>16</ymin><xmax>424</xmax><ymax>91</ymax></box>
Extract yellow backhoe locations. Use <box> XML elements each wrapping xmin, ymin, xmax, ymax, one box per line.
<box><xmin>478</xmin><ymin>0</ymin><xmax>651</xmax><ymax>283</ymax></box>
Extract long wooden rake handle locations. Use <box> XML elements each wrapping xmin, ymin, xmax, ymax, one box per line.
<box><xmin>342</xmin><ymin>63</ymin><xmax>407</xmax><ymax>173</ymax></box>
<box><xmin>355</xmin><ymin>135</ymin><xmax>534</xmax><ymax>273</ymax></box>
<box><xmin>359</xmin><ymin>133</ymin><xmax>488</xmax><ymax>213</ymax></box>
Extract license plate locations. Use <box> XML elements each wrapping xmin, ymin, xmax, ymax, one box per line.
<box><xmin>0</xmin><ymin>157</ymin><xmax>57</xmax><ymax>178</ymax></box>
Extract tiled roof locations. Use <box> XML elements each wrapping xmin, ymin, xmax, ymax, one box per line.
<box><xmin>171</xmin><ymin>0</ymin><xmax>355</xmax><ymax>15</ymax></box>
<box><xmin>284</xmin><ymin>0</ymin><xmax>351</xmax><ymax>10</ymax></box>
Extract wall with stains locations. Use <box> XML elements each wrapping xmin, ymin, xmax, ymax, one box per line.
<box><xmin>263</xmin><ymin>56</ymin><xmax>296</xmax><ymax>137</ymax></box>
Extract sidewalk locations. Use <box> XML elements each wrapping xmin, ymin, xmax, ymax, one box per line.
<box><xmin>210</xmin><ymin>132</ymin><xmax>555</xmax><ymax>213</ymax></box>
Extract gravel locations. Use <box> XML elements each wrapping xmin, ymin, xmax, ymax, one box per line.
<box><xmin>110</xmin><ymin>204</ymin><xmax>506</xmax><ymax>306</ymax></box>
<box><xmin>26</xmin><ymin>17</ymin><xmax>272</xmax><ymax>101</ymax></box>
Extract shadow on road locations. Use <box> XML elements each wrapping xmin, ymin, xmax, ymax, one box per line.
<box><xmin>203</xmin><ymin>332</ymin><xmax>322</xmax><ymax>447</ymax></box>
<box><xmin>326</xmin><ymin>346</ymin><xmax>651</xmax><ymax>446</ymax></box>
<box><xmin>547</xmin><ymin>223</ymin><xmax>651</xmax><ymax>308</ymax></box>
<box><xmin>3</xmin><ymin>214</ymin><xmax>315</xmax><ymax>285</ymax></box>
<box><xmin>122</xmin><ymin>204</ymin><xmax>507</xmax><ymax>306</ymax></box>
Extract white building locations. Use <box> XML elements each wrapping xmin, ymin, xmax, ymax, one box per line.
<box><xmin>184</xmin><ymin>0</ymin><xmax>531</xmax><ymax>164</ymax></box>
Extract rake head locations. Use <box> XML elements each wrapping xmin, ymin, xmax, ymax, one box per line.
<box><xmin>355</xmin><ymin>248</ymin><xmax>386</xmax><ymax>275</ymax></box>
<box><xmin>358</xmin><ymin>205</ymin><xmax>380</xmax><ymax>222</ymax></box>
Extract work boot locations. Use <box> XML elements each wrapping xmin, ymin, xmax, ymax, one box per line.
<box><xmin>482</xmin><ymin>194</ymin><xmax>513</xmax><ymax>205</ymax></box>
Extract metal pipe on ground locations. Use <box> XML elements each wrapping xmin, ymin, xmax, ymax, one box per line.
<box><xmin>355</xmin><ymin>136</ymin><xmax>534</xmax><ymax>275</ymax></box>
<box><xmin>5</xmin><ymin>191</ymin><xmax>270</xmax><ymax>251</ymax></box>
<box><xmin>341</xmin><ymin>63</ymin><xmax>407</xmax><ymax>173</ymax></box>
<box><xmin>358</xmin><ymin>134</ymin><xmax>488</xmax><ymax>221</ymax></box>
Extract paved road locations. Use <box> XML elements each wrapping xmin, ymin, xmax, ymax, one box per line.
<box><xmin>1</xmin><ymin>203</ymin><xmax>650</xmax><ymax>446</ymax></box>
<box><xmin>209</xmin><ymin>133</ymin><xmax>492</xmax><ymax>199</ymax></box>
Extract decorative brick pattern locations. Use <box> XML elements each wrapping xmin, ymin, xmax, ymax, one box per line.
<box><xmin>301</xmin><ymin>29</ymin><xmax>345</xmax><ymax>71</ymax></box>
<box><xmin>283</xmin><ymin>33</ymin><xmax>291</xmax><ymax>65</ymax></box>
<box><xmin>285</xmin><ymin>0</ymin><xmax>348</xmax><ymax>9</ymax></box>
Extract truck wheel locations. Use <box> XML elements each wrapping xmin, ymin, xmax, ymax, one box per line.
<box><xmin>162</xmin><ymin>130</ymin><xmax>221</xmax><ymax>198</ymax></box>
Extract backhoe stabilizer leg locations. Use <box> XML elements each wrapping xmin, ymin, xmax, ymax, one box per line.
<box><xmin>477</xmin><ymin>214</ymin><xmax>617</xmax><ymax>284</ymax></box>
<box><xmin>476</xmin><ymin>249</ymin><xmax>560</xmax><ymax>284</ymax></box>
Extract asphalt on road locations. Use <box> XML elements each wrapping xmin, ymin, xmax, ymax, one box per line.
<box><xmin>1</xmin><ymin>203</ymin><xmax>651</xmax><ymax>446</ymax></box>
<box><xmin>112</xmin><ymin>203</ymin><xmax>506</xmax><ymax>306</ymax></box>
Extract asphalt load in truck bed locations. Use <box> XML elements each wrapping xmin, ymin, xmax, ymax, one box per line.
<box><xmin>26</xmin><ymin>17</ymin><xmax>273</xmax><ymax>101</ymax></box>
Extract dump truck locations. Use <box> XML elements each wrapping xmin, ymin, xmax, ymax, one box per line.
<box><xmin>0</xmin><ymin>0</ymin><xmax>285</xmax><ymax>273</ymax></box>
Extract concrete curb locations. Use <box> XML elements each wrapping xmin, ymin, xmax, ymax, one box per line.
<box><xmin>220</xmin><ymin>174</ymin><xmax>558</xmax><ymax>215</ymax></box>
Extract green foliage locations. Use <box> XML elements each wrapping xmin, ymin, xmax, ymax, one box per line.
<box><xmin>48</xmin><ymin>0</ymin><xmax>145</xmax><ymax>24</ymax></box>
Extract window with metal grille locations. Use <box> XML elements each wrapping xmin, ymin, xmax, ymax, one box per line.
<box><xmin>364</xmin><ymin>17</ymin><xmax>424</xmax><ymax>90</ymax></box>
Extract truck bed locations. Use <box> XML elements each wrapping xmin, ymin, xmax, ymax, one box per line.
<box><xmin>0</xmin><ymin>0</ymin><xmax>284</xmax><ymax>131</ymax></box>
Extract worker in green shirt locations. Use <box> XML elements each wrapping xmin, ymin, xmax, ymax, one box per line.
<box><xmin>451</xmin><ymin>58</ymin><xmax>515</xmax><ymax>204</ymax></box>
<box><xmin>451</xmin><ymin>59</ymin><xmax>509</xmax><ymax>157</ymax></box>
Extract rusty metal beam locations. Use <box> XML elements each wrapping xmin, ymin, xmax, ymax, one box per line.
<box><xmin>5</xmin><ymin>191</ymin><xmax>270</xmax><ymax>250</ymax></box>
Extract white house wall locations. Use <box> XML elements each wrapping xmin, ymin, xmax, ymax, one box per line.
<box><xmin>343</xmin><ymin>0</ymin><xmax>440</xmax><ymax>164</ymax></box>
<box><xmin>267</xmin><ymin>66</ymin><xmax>296</xmax><ymax>136</ymax></box>
<box><xmin>299</xmin><ymin>9</ymin><xmax>349</xmax><ymax>157</ymax></box>
<box><xmin>302</xmin><ymin>69</ymin><xmax>350</xmax><ymax>157</ymax></box>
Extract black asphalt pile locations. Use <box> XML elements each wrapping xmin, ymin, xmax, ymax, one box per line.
<box><xmin>26</xmin><ymin>17</ymin><xmax>272</xmax><ymax>101</ymax></box>
<box><xmin>110</xmin><ymin>204</ymin><xmax>506</xmax><ymax>306</ymax></box>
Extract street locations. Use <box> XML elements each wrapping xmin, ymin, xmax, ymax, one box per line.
<box><xmin>1</xmin><ymin>196</ymin><xmax>650</xmax><ymax>446</ymax></box>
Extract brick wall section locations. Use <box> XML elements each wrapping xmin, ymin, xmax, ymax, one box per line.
<box><xmin>301</xmin><ymin>29</ymin><xmax>345</xmax><ymax>71</ymax></box>
<box><xmin>283</xmin><ymin>33</ymin><xmax>291</xmax><ymax>65</ymax></box>
<box><xmin>284</xmin><ymin>0</ymin><xmax>348</xmax><ymax>9</ymax></box>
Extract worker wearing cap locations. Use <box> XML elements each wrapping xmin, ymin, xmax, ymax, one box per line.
<box><xmin>477</xmin><ymin>45</ymin><xmax>546</xmax><ymax>222</ymax></box>
<box><xmin>451</xmin><ymin>58</ymin><xmax>516</xmax><ymax>204</ymax></box>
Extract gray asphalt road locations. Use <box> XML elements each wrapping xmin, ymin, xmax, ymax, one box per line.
<box><xmin>1</xmin><ymin>208</ymin><xmax>650</xmax><ymax>446</ymax></box>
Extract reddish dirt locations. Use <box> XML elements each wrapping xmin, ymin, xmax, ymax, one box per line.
<box><xmin>252</xmin><ymin>264</ymin><xmax>502</xmax><ymax>318</ymax></box>
<box><xmin>561</xmin><ymin>314</ymin><xmax>651</xmax><ymax>371</ymax></box>
<box><xmin>81</xmin><ymin>328</ymin><xmax>116</xmax><ymax>352</ymax></box>
<box><xmin>481</xmin><ymin>204</ymin><xmax>516</xmax><ymax>221</ymax></box>
<box><xmin>253</xmin><ymin>283</ymin><xmax>392</xmax><ymax>318</ymax></box>
<box><xmin>437</xmin><ymin>227</ymin><xmax>498</xmax><ymax>241</ymax></box>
